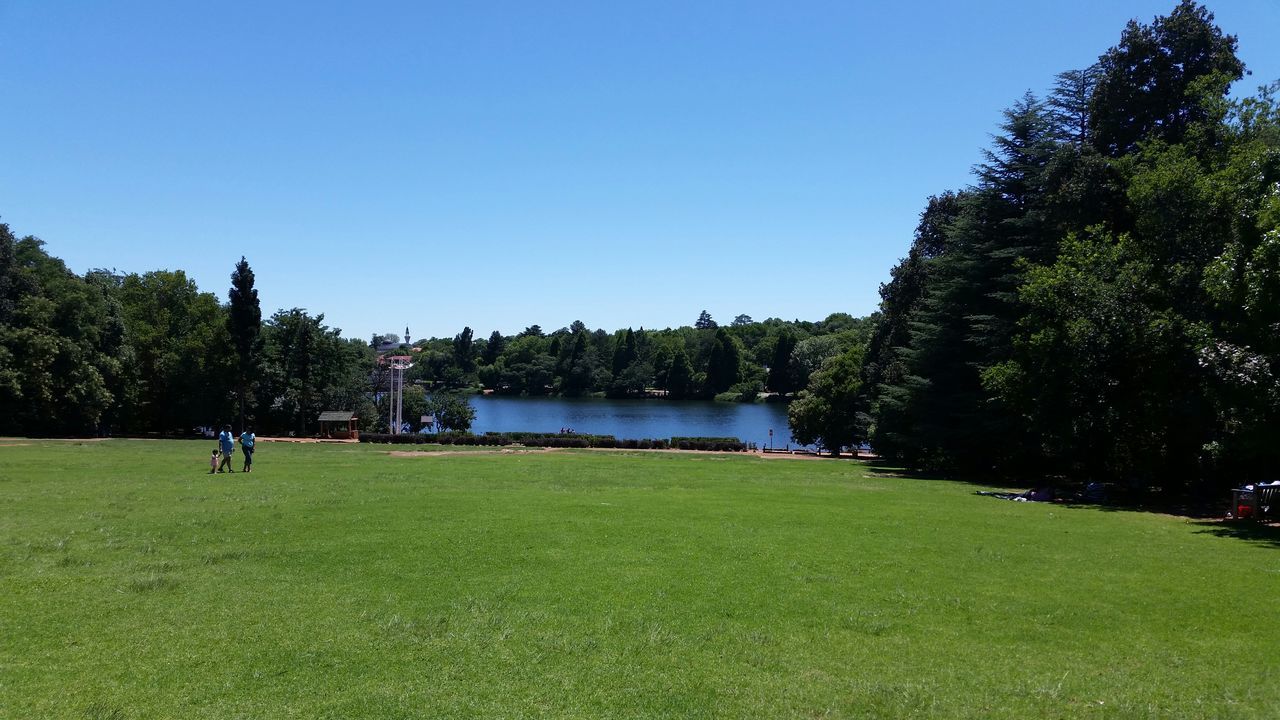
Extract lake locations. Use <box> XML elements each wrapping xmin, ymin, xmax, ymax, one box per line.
<box><xmin>469</xmin><ymin>395</ymin><xmax>799</xmax><ymax>447</ymax></box>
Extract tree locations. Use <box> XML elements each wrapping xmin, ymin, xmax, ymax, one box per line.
<box><xmin>985</xmin><ymin>231</ymin><xmax>1204</xmax><ymax>484</ymax></box>
<box><xmin>258</xmin><ymin>309</ymin><xmax>369</xmax><ymax>436</ymax></box>
<box><xmin>452</xmin><ymin>326</ymin><xmax>475</xmax><ymax>374</ymax></box>
<box><xmin>665</xmin><ymin>346</ymin><xmax>695</xmax><ymax>399</ymax></box>
<box><xmin>0</xmin><ymin>228</ymin><xmax>128</xmax><ymax>435</ymax></box>
<box><xmin>731</xmin><ymin>314</ymin><xmax>753</xmax><ymax>326</ymax></box>
<box><xmin>261</xmin><ymin>309</ymin><xmax>320</xmax><ymax>435</ymax></box>
<box><xmin>694</xmin><ymin>310</ymin><xmax>717</xmax><ymax>329</ymax></box>
<box><xmin>766</xmin><ymin>331</ymin><xmax>798</xmax><ymax>394</ymax></box>
<box><xmin>400</xmin><ymin>384</ymin><xmax>428</xmax><ymax>431</ymax></box>
<box><xmin>872</xmin><ymin>94</ymin><xmax>1057</xmax><ymax>472</ymax></box>
<box><xmin>610</xmin><ymin>328</ymin><xmax>638</xmax><ymax>378</ymax></box>
<box><xmin>788</xmin><ymin>348</ymin><xmax>866</xmax><ymax>455</ymax></box>
<box><xmin>863</xmin><ymin>193</ymin><xmax>965</xmax><ymax>458</ymax></box>
<box><xmin>426</xmin><ymin>393</ymin><xmax>476</xmax><ymax>433</ymax></box>
<box><xmin>559</xmin><ymin>329</ymin><xmax>597</xmax><ymax>395</ymax></box>
<box><xmin>1048</xmin><ymin>66</ymin><xmax>1099</xmax><ymax>147</ymax></box>
<box><xmin>481</xmin><ymin>330</ymin><xmax>505</xmax><ymax>366</ymax></box>
<box><xmin>609</xmin><ymin>327</ymin><xmax>648</xmax><ymax>398</ymax></box>
<box><xmin>613</xmin><ymin>361</ymin><xmax>654</xmax><ymax>398</ymax></box>
<box><xmin>1089</xmin><ymin>1</ymin><xmax>1244</xmax><ymax>157</ymax></box>
<box><xmin>117</xmin><ymin>270</ymin><xmax>234</xmax><ymax>433</ymax></box>
<box><xmin>227</xmin><ymin>256</ymin><xmax>262</xmax><ymax>429</ymax></box>
<box><xmin>704</xmin><ymin>328</ymin><xmax>742</xmax><ymax>395</ymax></box>
<box><xmin>787</xmin><ymin>335</ymin><xmax>843</xmax><ymax>390</ymax></box>
<box><xmin>857</xmin><ymin>1</ymin><xmax>1271</xmax><ymax>488</ymax></box>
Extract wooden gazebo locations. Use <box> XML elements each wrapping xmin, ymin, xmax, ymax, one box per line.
<box><xmin>318</xmin><ymin>410</ymin><xmax>359</xmax><ymax>440</ymax></box>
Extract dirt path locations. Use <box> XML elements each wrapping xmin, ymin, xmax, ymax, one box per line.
<box><xmin>0</xmin><ymin>437</ymin><xmax>107</xmax><ymax>445</ymax></box>
<box><xmin>258</xmin><ymin>436</ymin><xmax>357</xmax><ymax>444</ymax></box>
<box><xmin>388</xmin><ymin>447</ymin><xmax>560</xmax><ymax>458</ymax></box>
<box><xmin>386</xmin><ymin>446</ymin><xmax>871</xmax><ymax>461</ymax></box>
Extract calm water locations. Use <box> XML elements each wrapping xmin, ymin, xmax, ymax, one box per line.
<box><xmin>470</xmin><ymin>395</ymin><xmax>799</xmax><ymax>446</ymax></box>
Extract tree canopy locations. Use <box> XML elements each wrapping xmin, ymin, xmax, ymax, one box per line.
<box><xmin>852</xmin><ymin>2</ymin><xmax>1279</xmax><ymax>493</ymax></box>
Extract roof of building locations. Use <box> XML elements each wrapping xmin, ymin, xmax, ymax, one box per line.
<box><xmin>318</xmin><ymin>410</ymin><xmax>357</xmax><ymax>422</ymax></box>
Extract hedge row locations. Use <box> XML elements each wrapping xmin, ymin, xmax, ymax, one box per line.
<box><xmin>359</xmin><ymin>432</ymin><xmax>746</xmax><ymax>452</ymax></box>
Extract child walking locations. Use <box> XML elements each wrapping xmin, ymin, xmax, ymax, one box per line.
<box><xmin>209</xmin><ymin>448</ymin><xmax>219</xmax><ymax>474</ymax></box>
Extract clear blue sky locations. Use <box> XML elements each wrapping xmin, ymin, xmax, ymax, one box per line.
<box><xmin>2</xmin><ymin>1</ymin><xmax>1277</xmax><ymax>341</ymax></box>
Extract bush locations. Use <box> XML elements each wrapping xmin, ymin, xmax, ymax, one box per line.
<box><xmin>728</xmin><ymin>380</ymin><xmax>764</xmax><ymax>403</ymax></box>
<box><xmin>670</xmin><ymin>436</ymin><xmax>747</xmax><ymax>452</ymax></box>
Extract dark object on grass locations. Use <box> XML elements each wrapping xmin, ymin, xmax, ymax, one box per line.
<box><xmin>1230</xmin><ymin>483</ymin><xmax>1280</xmax><ymax>521</ymax></box>
<box><xmin>976</xmin><ymin>487</ymin><xmax>1055</xmax><ymax>503</ymax></box>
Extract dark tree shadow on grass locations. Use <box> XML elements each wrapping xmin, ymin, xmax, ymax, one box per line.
<box><xmin>1056</xmin><ymin>499</ymin><xmax>1222</xmax><ymax>520</ymax></box>
<box><xmin>863</xmin><ymin>460</ymin><xmax>957</xmax><ymax>483</ymax></box>
<box><xmin>864</xmin><ymin>460</ymin><xmax>1252</xmax><ymax>525</ymax></box>
<box><xmin>1190</xmin><ymin>520</ymin><xmax>1280</xmax><ymax>549</ymax></box>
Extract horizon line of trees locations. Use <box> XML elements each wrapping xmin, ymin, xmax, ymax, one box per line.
<box><xmin>370</xmin><ymin>310</ymin><xmax>872</xmax><ymax>408</ymax></box>
<box><xmin>0</xmin><ymin>233</ymin><xmax>383</xmax><ymax>438</ymax></box>
<box><xmin>0</xmin><ymin>230</ymin><xmax>869</xmax><ymax>437</ymax></box>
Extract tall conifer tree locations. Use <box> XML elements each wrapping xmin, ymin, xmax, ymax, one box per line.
<box><xmin>227</xmin><ymin>256</ymin><xmax>262</xmax><ymax>430</ymax></box>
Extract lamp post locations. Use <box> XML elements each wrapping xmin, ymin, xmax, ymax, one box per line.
<box><xmin>387</xmin><ymin>359</ymin><xmax>413</xmax><ymax>434</ymax></box>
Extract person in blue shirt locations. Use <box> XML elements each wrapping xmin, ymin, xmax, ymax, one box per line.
<box><xmin>239</xmin><ymin>427</ymin><xmax>256</xmax><ymax>473</ymax></box>
<box><xmin>217</xmin><ymin>425</ymin><xmax>235</xmax><ymax>473</ymax></box>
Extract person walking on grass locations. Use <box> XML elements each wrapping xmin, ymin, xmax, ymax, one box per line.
<box><xmin>217</xmin><ymin>424</ymin><xmax>236</xmax><ymax>473</ymax></box>
<box><xmin>239</xmin><ymin>426</ymin><xmax>256</xmax><ymax>473</ymax></box>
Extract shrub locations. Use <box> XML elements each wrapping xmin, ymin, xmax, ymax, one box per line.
<box><xmin>670</xmin><ymin>436</ymin><xmax>746</xmax><ymax>452</ymax></box>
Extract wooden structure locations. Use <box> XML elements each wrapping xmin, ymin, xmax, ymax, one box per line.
<box><xmin>318</xmin><ymin>410</ymin><xmax>359</xmax><ymax>440</ymax></box>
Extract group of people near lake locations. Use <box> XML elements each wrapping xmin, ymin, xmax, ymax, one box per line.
<box><xmin>209</xmin><ymin>425</ymin><xmax>256</xmax><ymax>473</ymax></box>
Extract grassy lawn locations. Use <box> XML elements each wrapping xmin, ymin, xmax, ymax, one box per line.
<box><xmin>1</xmin><ymin>439</ymin><xmax>1278</xmax><ymax>719</ymax></box>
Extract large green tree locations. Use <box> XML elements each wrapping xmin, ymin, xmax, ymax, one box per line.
<box><xmin>258</xmin><ymin>309</ymin><xmax>369</xmax><ymax>436</ymax></box>
<box><xmin>766</xmin><ymin>331</ymin><xmax>798</xmax><ymax>394</ymax></box>
<box><xmin>0</xmin><ymin>229</ymin><xmax>129</xmax><ymax>435</ymax></box>
<box><xmin>861</xmin><ymin>1</ymin><xmax>1276</xmax><ymax>492</ymax></box>
<box><xmin>227</xmin><ymin>256</ymin><xmax>262</xmax><ymax>429</ymax></box>
<box><xmin>117</xmin><ymin>270</ymin><xmax>234</xmax><ymax>433</ymax></box>
<box><xmin>452</xmin><ymin>326</ymin><xmax>476</xmax><ymax>374</ymax></box>
<box><xmin>1090</xmin><ymin>0</ymin><xmax>1244</xmax><ymax>157</ymax></box>
<box><xmin>665</xmin><ymin>345</ymin><xmax>695</xmax><ymax>399</ymax></box>
<box><xmin>788</xmin><ymin>348</ymin><xmax>866</xmax><ymax>456</ymax></box>
<box><xmin>704</xmin><ymin>328</ymin><xmax>742</xmax><ymax>395</ymax></box>
<box><xmin>480</xmin><ymin>330</ymin><xmax>505</xmax><ymax>366</ymax></box>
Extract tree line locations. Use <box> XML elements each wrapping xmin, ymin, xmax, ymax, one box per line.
<box><xmin>379</xmin><ymin>309</ymin><xmax>870</xmax><ymax>407</ymax></box>
<box><xmin>0</xmin><ymin>230</ymin><xmax>870</xmax><ymax>436</ymax></box>
<box><xmin>834</xmin><ymin>1</ymin><xmax>1280</xmax><ymax>493</ymax></box>
<box><xmin>0</xmin><ymin>240</ymin><xmax>374</xmax><ymax>437</ymax></box>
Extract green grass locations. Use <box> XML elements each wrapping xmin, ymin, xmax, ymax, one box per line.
<box><xmin>1</xmin><ymin>439</ymin><xmax>1277</xmax><ymax>719</ymax></box>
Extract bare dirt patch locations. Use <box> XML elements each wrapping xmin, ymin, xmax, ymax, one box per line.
<box><xmin>0</xmin><ymin>437</ymin><xmax>107</xmax><ymax>445</ymax></box>
<box><xmin>385</xmin><ymin>446</ymin><xmax>870</xmax><ymax>461</ymax></box>
<box><xmin>388</xmin><ymin>448</ymin><xmax>561</xmax><ymax>458</ymax></box>
<box><xmin>258</xmin><ymin>437</ymin><xmax>356</xmax><ymax>444</ymax></box>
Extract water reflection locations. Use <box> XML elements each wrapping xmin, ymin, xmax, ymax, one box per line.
<box><xmin>470</xmin><ymin>395</ymin><xmax>799</xmax><ymax>446</ymax></box>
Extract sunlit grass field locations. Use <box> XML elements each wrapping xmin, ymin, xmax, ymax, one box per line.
<box><xmin>2</xmin><ymin>439</ymin><xmax>1277</xmax><ymax>719</ymax></box>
